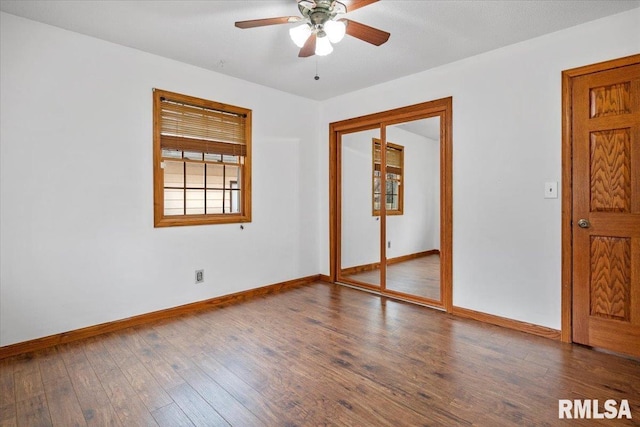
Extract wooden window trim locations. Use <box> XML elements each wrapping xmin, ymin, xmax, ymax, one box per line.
<box><xmin>372</xmin><ymin>138</ymin><xmax>404</xmax><ymax>216</ymax></box>
<box><xmin>153</xmin><ymin>88</ymin><xmax>252</xmax><ymax>227</ymax></box>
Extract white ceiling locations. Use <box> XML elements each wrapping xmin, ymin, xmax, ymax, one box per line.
<box><xmin>1</xmin><ymin>0</ymin><xmax>638</xmax><ymax>101</ymax></box>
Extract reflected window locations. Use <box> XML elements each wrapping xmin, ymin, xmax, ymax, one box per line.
<box><xmin>373</xmin><ymin>139</ymin><xmax>403</xmax><ymax>215</ymax></box>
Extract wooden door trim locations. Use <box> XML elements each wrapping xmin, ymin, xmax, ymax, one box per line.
<box><xmin>561</xmin><ymin>54</ymin><xmax>640</xmax><ymax>343</ymax></box>
<box><xmin>329</xmin><ymin>97</ymin><xmax>453</xmax><ymax>312</ymax></box>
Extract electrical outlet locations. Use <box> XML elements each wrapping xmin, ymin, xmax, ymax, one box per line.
<box><xmin>195</xmin><ymin>269</ymin><xmax>204</xmax><ymax>284</ymax></box>
<box><xmin>388</xmin><ymin>241</ymin><xmax>391</xmax><ymax>248</ymax></box>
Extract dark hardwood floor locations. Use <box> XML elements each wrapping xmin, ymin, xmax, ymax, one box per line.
<box><xmin>387</xmin><ymin>254</ymin><xmax>440</xmax><ymax>300</ymax></box>
<box><xmin>343</xmin><ymin>254</ymin><xmax>440</xmax><ymax>300</ymax></box>
<box><xmin>1</xmin><ymin>282</ymin><xmax>639</xmax><ymax>426</ymax></box>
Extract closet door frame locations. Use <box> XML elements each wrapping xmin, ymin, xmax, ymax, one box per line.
<box><xmin>329</xmin><ymin>97</ymin><xmax>453</xmax><ymax>311</ymax></box>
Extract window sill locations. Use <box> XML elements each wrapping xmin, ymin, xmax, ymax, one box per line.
<box><xmin>154</xmin><ymin>213</ymin><xmax>251</xmax><ymax>227</ymax></box>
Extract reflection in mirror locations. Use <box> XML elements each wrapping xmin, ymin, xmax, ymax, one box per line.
<box><xmin>385</xmin><ymin>117</ymin><xmax>441</xmax><ymax>301</ymax></box>
<box><xmin>340</xmin><ymin>128</ymin><xmax>381</xmax><ymax>288</ymax></box>
<box><xmin>373</xmin><ymin>139</ymin><xmax>404</xmax><ymax>216</ymax></box>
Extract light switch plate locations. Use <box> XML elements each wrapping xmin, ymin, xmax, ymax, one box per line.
<box><xmin>545</xmin><ymin>182</ymin><xmax>558</xmax><ymax>199</ymax></box>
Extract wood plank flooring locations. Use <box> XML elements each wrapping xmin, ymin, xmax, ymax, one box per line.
<box><xmin>343</xmin><ymin>255</ymin><xmax>440</xmax><ymax>300</ymax></box>
<box><xmin>387</xmin><ymin>254</ymin><xmax>440</xmax><ymax>300</ymax></box>
<box><xmin>1</xmin><ymin>282</ymin><xmax>639</xmax><ymax>426</ymax></box>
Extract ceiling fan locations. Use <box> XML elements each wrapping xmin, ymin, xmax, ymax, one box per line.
<box><xmin>235</xmin><ymin>0</ymin><xmax>390</xmax><ymax>57</ymax></box>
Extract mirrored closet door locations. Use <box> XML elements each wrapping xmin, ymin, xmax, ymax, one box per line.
<box><xmin>384</xmin><ymin>117</ymin><xmax>441</xmax><ymax>303</ymax></box>
<box><xmin>331</xmin><ymin>98</ymin><xmax>452</xmax><ymax>310</ymax></box>
<box><xmin>339</xmin><ymin>127</ymin><xmax>381</xmax><ymax>289</ymax></box>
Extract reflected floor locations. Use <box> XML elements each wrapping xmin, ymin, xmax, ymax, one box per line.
<box><xmin>343</xmin><ymin>254</ymin><xmax>440</xmax><ymax>301</ymax></box>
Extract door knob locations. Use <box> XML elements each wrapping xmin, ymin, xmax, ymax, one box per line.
<box><xmin>577</xmin><ymin>219</ymin><xmax>590</xmax><ymax>228</ymax></box>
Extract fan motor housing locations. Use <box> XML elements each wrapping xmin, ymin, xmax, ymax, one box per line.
<box><xmin>310</xmin><ymin>11</ymin><xmax>331</xmax><ymax>26</ymax></box>
<box><xmin>300</xmin><ymin>0</ymin><xmax>344</xmax><ymax>27</ymax></box>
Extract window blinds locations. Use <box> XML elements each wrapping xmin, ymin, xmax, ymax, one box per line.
<box><xmin>159</xmin><ymin>98</ymin><xmax>247</xmax><ymax>157</ymax></box>
<box><xmin>374</xmin><ymin>142</ymin><xmax>402</xmax><ymax>175</ymax></box>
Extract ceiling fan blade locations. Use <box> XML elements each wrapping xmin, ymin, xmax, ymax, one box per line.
<box><xmin>343</xmin><ymin>19</ymin><xmax>389</xmax><ymax>46</ymax></box>
<box><xmin>235</xmin><ymin>16</ymin><xmax>300</xmax><ymax>29</ymax></box>
<box><xmin>299</xmin><ymin>33</ymin><xmax>317</xmax><ymax>57</ymax></box>
<box><xmin>340</xmin><ymin>0</ymin><xmax>379</xmax><ymax>13</ymax></box>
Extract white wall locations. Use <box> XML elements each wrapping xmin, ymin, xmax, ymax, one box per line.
<box><xmin>2</xmin><ymin>9</ymin><xmax>639</xmax><ymax>346</ymax></box>
<box><xmin>340</xmin><ymin>127</ymin><xmax>439</xmax><ymax>269</ymax></box>
<box><xmin>386</xmin><ymin>125</ymin><xmax>440</xmax><ymax>258</ymax></box>
<box><xmin>319</xmin><ymin>9</ymin><xmax>640</xmax><ymax>329</ymax></box>
<box><xmin>0</xmin><ymin>12</ymin><xmax>321</xmax><ymax>346</ymax></box>
<box><xmin>340</xmin><ymin>129</ymin><xmax>381</xmax><ymax>268</ymax></box>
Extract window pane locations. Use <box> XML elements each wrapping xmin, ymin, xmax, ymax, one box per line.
<box><xmin>206</xmin><ymin>190</ymin><xmax>224</xmax><ymax>214</ymax></box>
<box><xmin>164</xmin><ymin>189</ymin><xmax>184</xmax><ymax>216</ymax></box>
<box><xmin>164</xmin><ymin>161</ymin><xmax>184</xmax><ymax>187</ymax></box>
<box><xmin>386</xmin><ymin>196</ymin><xmax>397</xmax><ymax>210</ymax></box>
<box><xmin>223</xmin><ymin>189</ymin><xmax>231</xmax><ymax>213</ymax></box>
<box><xmin>235</xmin><ymin>168</ymin><xmax>242</xmax><ymax>190</ymax></box>
<box><xmin>230</xmin><ymin>188</ymin><xmax>240</xmax><ymax>213</ymax></box>
<box><xmin>184</xmin><ymin>151</ymin><xmax>203</xmax><ymax>161</ymax></box>
<box><xmin>186</xmin><ymin>163</ymin><xmax>204</xmax><ymax>188</ymax></box>
<box><xmin>223</xmin><ymin>155</ymin><xmax>239</xmax><ymax>164</ymax></box>
<box><xmin>387</xmin><ymin>181</ymin><xmax>399</xmax><ymax>209</ymax></box>
<box><xmin>386</xmin><ymin>180</ymin><xmax>395</xmax><ymax>195</ymax></box>
<box><xmin>373</xmin><ymin>194</ymin><xmax>380</xmax><ymax>211</ymax></box>
<box><xmin>206</xmin><ymin>164</ymin><xmax>224</xmax><ymax>189</ymax></box>
<box><xmin>204</xmin><ymin>153</ymin><xmax>222</xmax><ymax>162</ymax></box>
<box><xmin>225</xmin><ymin>166</ymin><xmax>240</xmax><ymax>189</ymax></box>
<box><xmin>162</xmin><ymin>149</ymin><xmax>182</xmax><ymax>159</ymax></box>
<box><xmin>186</xmin><ymin>189</ymin><xmax>205</xmax><ymax>214</ymax></box>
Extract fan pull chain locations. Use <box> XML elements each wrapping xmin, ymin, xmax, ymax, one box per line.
<box><xmin>314</xmin><ymin>58</ymin><xmax>320</xmax><ymax>80</ymax></box>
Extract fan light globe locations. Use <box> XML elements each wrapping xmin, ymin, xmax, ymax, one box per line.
<box><xmin>289</xmin><ymin>24</ymin><xmax>312</xmax><ymax>48</ymax></box>
<box><xmin>315</xmin><ymin>34</ymin><xmax>333</xmax><ymax>56</ymax></box>
<box><xmin>324</xmin><ymin>20</ymin><xmax>346</xmax><ymax>44</ymax></box>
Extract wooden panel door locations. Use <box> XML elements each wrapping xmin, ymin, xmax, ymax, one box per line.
<box><xmin>572</xmin><ymin>59</ymin><xmax>640</xmax><ymax>357</ymax></box>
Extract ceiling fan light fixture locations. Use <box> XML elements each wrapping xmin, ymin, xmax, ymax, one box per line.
<box><xmin>315</xmin><ymin>33</ymin><xmax>333</xmax><ymax>56</ymax></box>
<box><xmin>289</xmin><ymin>23</ymin><xmax>312</xmax><ymax>48</ymax></box>
<box><xmin>324</xmin><ymin>19</ymin><xmax>346</xmax><ymax>44</ymax></box>
<box><xmin>235</xmin><ymin>0</ymin><xmax>388</xmax><ymax>58</ymax></box>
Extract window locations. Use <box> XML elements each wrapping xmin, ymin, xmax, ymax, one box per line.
<box><xmin>373</xmin><ymin>138</ymin><xmax>403</xmax><ymax>215</ymax></box>
<box><xmin>153</xmin><ymin>89</ymin><xmax>251</xmax><ymax>227</ymax></box>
